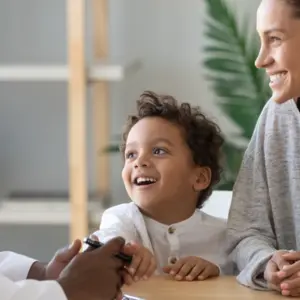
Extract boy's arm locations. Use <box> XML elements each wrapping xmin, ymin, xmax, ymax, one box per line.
<box><xmin>227</xmin><ymin>121</ymin><xmax>276</xmax><ymax>290</ymax></box>
<box><xmin>93</xmin><ymin>206</ymin><xmax>138</xmax><ymax>244</ymax></box>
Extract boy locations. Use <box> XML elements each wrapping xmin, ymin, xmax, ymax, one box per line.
<box><xmin>94</xmin><ymin>91</ymin><xmax>232</xmax><ymax>284</ymax></box>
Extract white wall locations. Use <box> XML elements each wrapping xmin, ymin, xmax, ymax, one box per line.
<box><xmin>0</xmin><ymin>0</ymin><xmax>260</xmax><ymax>204</ymax></box>
<box><xmin>106</xmin><ymin>0</ymin><xmax>260</xmax><ymax>204</ymax></box>
<box><xmin>0</xmin><ymin>0</ymin><xmax>262</xmax><ymax>260</ymax></box>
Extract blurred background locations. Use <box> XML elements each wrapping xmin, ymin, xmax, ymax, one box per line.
<box><xmin>0</xmin><ymin>0</ymin><xmax>269</xmax><ymax>261</ymax></box>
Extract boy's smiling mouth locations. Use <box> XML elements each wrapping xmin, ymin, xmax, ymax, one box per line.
<box><xmin>133</xmin><ymin>176</ymin><xmax>157</xmax><ymax>186</ymax></box>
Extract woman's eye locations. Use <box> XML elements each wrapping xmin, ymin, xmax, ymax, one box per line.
<box><xmin>153</xmin><ymin>148</ymin><xmax>167</xmax><ymax>155</ymax></box>
<box><xmin>269</xmin><ymin>36</ymin><xmax>281</xmax><ymax>43</ymax></box>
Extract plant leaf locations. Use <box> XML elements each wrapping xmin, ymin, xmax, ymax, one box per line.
<box><xmin>102</xmin><ymin>145</ymin><xmax>120</xmax><ymax>153</ymax></box>
<box><xmin>203</xmin><ymin>45</ymin><xmax>240</xmax><ymax>55</ymax></box>
<box><xmin>202</xmin><ymin>0</ymin><xmax>269</xmax><ymax>189</ymax></box>
<box><xmin>203</xmin><ymin>58</ymin><xmax>246</xmax><ymax>74</ymax></box>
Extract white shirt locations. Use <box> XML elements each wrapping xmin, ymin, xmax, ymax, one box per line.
<box><xmin>0</xmin><ymin>251</ymin><xmax>67</xmax><ymax>300</ymax></box>
<box><xmin>94</xmin><ymin>202</ymin><xmax>233</xmax><ymax>275</ymax></box>
<box><xmin>143</xmin><ymin>210</ymin><xmax>230</xmax><ymax>274</ymax></box>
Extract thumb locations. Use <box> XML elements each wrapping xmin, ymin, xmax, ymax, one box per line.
<box><xmin>272</xmin><ymin>252</ymin><xmax>290</xmax><ymax>270</ymax></box>
<box><xmin>94</xmin><ymin>236</ymin><xmax>125</xmax><ymax>256</ymax></box>
<box><xmin>123</xmin><ymin>241</ymin><xmax>140</xmax><ymax>255</ymax></box>
<box><xmin>54</xmin><ymin>239</ymin><xmax>82</xmax><ymax>263</ymax></box>
<box><xmin>282</xmin><ymin>251</ymin><xmax>300</xmax><ymax>261</ymax></box>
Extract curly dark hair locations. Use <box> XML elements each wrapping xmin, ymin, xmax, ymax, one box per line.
<box><xmin>281</xmin><ymin>0</ymin><xmax>300</xmax><ymax>17</ymax></box>
<box><xmin>120</xmin><ymin>91</ymin><xmax>224</xmax><ymax>208</ymax></box>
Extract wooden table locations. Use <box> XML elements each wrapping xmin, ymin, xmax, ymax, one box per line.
<box><xmin>123</xmin><ymin>276</ymin><xmax>283</xmax><ymax>299</ymax></box>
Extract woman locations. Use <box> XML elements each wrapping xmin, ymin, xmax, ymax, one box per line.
<box><xmin>227</xmin><ymin>0</ymin><xmax>300</xmax><ymax>297</ymax></box>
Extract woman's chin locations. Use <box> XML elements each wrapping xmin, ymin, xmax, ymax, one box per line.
<box><xmin>270</xmin><ymin>90</ymin><xmax>293</xmax><ymax>104</ymax></box>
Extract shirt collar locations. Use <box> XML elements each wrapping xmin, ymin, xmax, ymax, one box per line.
<box><xmin>143</xmin><ymin>210</ymin><xmax>202</xmax><ymax>235</ymax></box>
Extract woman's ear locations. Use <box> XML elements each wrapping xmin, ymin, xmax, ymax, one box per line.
<box><xmin>193</xmin><ymin>167</ymin><xmax>211</xmax><ymax>192</ymax></box>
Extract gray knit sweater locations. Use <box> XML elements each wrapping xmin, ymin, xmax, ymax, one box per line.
<box><xmin>227</xmin><ymin>99</ymin><xmax>300</xmax><ymax>290</ymax></box>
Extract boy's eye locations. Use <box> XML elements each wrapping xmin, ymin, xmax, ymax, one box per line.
<box><xmin>125</xmin><ymin>151</ymin><xmax>136</xmax><ymax>159</ymax></box>
<box><xmin>153</xmin><ymin>148</ymin><xmax>167</xmax><ymax>155</ymax></box>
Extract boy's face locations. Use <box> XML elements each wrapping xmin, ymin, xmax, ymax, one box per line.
<box><xmin>122</xmin><ymin>117</ymin><xmax>210</xmax><ymax>218</ymax></box>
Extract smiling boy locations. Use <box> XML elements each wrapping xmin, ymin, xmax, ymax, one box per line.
<box><xmin>93</xmin><ymin>91</ymin><xmax>232</xmax><ymax>284</ymax></box>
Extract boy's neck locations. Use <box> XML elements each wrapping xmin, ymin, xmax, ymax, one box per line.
<box><xmin>138</xmin><ymin>205</ymin><xmax>196</xmax><ymax>225</ymax></box>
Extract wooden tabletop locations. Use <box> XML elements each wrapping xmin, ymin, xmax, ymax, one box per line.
<box><xmin>123</xmin><ymin>276</ymin><xmax>283</xmax><ymax>299</ymax></box>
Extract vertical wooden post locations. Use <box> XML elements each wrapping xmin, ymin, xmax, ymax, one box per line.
<box><xmin>67</xmin><ymin>0</ymin><xmax>88</xmax><ymax>241</ymax></box>
<box><xmin>92</xmin><ymin>0</ymin><xmax>110</xmax><ymax>201</ymax></box>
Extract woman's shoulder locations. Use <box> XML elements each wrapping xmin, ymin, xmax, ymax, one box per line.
<box><xmin>260</xmin><ymin>98</ymin><xmax>297</xmax><ymax>122</ymax></box>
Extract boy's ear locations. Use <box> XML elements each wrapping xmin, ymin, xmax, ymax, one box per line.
<box><xmin>193</xmin><ymin>167</ymin><xmax>211</xmax><ymax>191</ymax></box>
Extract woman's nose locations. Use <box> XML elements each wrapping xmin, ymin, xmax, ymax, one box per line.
<box><xmin>255</xmin><ymin>46</ymin><xmax>273</xmax><ymax>69</ymax></box>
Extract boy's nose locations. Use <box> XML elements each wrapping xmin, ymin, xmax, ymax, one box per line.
<box><xmin>134</xmin><ymin>161</ymin><xmax>149</xmax><ymax>168</ymax></box>
<box><xmin>134</xmin><ymin>156</ymin><xmax>150</xmax><ymax>168</ymax></box>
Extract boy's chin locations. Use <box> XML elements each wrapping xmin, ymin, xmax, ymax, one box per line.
<box><xmin>133</xmin><ymin>198</ymin><xmax>159</xmax><ymax>210</ymax></box>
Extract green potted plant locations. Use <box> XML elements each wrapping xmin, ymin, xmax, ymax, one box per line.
<box><xmin>105</xmin><ymin>0</ymin><xmax>271</xmax><ymax>191</ymax></box>
<box><xmin>202</xmin><ymin>0</ymin><xmax>271</xmax><ymax>189</ymax></box>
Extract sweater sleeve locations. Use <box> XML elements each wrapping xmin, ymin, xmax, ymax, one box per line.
<box><xmin>227</xmin><ymin>102</ymin><xmax>277</xmax><ymax>290</ymax></box>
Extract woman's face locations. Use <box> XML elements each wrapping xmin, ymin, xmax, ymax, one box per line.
<box><xmin>255</xmin><ymin>0</ymin><xmax>300</xmax><ymax>103</ymax></box>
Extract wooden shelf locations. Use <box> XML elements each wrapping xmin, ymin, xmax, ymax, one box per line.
<box><xmin>0</xmin><ymin>60</ymin><xmax>141</xmax><ymax>82</ymax></box>
<box><xmin>89</xmin><ymin>59</ymin><xmax>142</xmax><ymax>82</ymax></box>
<box><xmin>0</xmin><ymin>198</ymin><xmax>103</xmax><ymax>226</ymax></box>
<box><xmin>0</xmin><ymin>0</ymin><xmax>142</xmax><ymax>242</ymax></box>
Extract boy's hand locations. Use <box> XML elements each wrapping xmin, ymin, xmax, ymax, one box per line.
<box><xmin>122</xmin><ymin>242</ymin><xmax>156</xmax><ymax>283</ymax></box>
<box><xmin>119</xmin><ymin>268</ymin><xmax>134</xmax><ymax>286</ymax></box>
<box><xmin>163</xmin><ymin>256</ymin><xmax>219</xmax><ymax>281</ymax></box>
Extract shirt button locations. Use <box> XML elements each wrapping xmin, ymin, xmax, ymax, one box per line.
<box><xmin>169</xmin><ymin>257</ymin><xmax>177</xmax><ymax>264</ymax></box>
<box><xmin>168</xmin><ymin>226</ymin><xmax>175</xmax><ymax>234</ymax></box>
